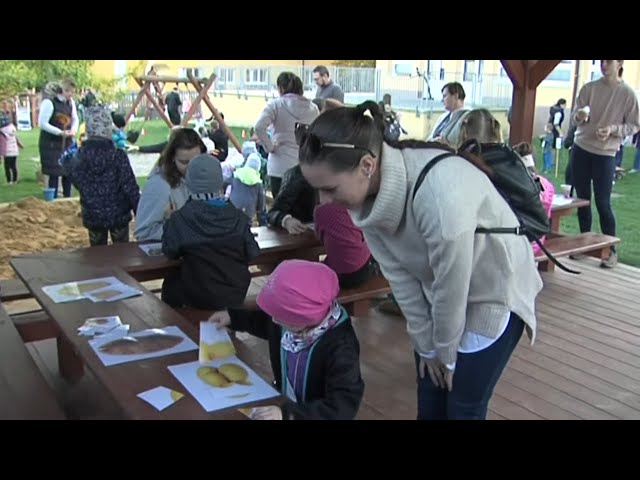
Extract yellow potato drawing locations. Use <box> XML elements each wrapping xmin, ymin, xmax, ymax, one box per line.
<box><xmin>59</xmin><ymin>280</ymin><xmax>110</xmax><ymax>296</ymax></box>
<box><xmin>170</xmin><ymin>390</ymin><xmax>184</xmax><ymax>402</ymax></box>
<box><xmin>200</xmin><ymin>341</ymin><xmax>236</xmax><ymax>361</ymax></box>
<box><xmin>197</xmin><ymin>366</ymin><xmax>233</xmax><ymax>388</ymax></box>
<box><xmin>218</xmin><ymin>364</ymin><xmax>251</xmax><ymax>385</ymax></box>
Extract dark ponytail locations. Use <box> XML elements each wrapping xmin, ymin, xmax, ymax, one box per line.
<box><xmin>298</xmin><ymin>100</ymin><xmax>385</xmax><ymax>172</ymax></box>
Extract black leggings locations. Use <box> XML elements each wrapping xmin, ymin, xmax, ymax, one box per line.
<box><xmin>4</xmin><ymin>156</ymin><xmax>17</xmax><ymax>183</ymax></box>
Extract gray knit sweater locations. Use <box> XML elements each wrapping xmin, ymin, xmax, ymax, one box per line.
<box><xmin>349</xmin><ymin>144</ymin><xmax>543</xmax><ymax>365</ymax></box>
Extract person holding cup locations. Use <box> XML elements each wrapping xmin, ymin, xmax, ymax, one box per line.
<box><xmin>570</xmin><ymin>60</ymin><xmax>640</xmax><ymax>268</ymax></box>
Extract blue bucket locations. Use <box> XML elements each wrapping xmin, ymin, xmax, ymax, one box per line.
<box><xmin>43</xmin><ymin>188</ymin><xmax>56</xmax><ymax>202</ymax></box>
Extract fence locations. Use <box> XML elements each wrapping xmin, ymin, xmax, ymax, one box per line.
<box><xmin>113</xmin><ymin>64</ymin><xmax>516</xmax><ymax>115</ymax></box>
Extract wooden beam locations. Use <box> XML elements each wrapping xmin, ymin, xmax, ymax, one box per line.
<box><xmin>530</xmin><ymin>60</ymin><xmax>562</xmax><ymax>88</ymax></box>
<box><xmin>138</xmin><ymin>78</ymin><xmax>173</xmax><ymax>128</ymax></box>
<box><xmin>190</xmin><ymin>77</ymin><xmax>243</xmax><ymax>154</ymax></box>
<box><xmin>182</xmin><ymin>73</ymin><xmax>216</xmax><ymax>127</ymax></box>
<box><xmin>500</xmin><ymin>60</ymin><xmax>525</xmax><ymax>90</ymax></box>
<box><xmin>137</xmin><ymin>75</ymin><xmax>211</xmax><ymax>83</ymax></box>
<box><xmin>124</xmin><ymin>80</ymin><xmax>150</xmax><ymax>125</ymax></box>
<box><xmin>508</xmin><ymin>86</ymin><xmax>537</xmax><ymax>145</ymax></box>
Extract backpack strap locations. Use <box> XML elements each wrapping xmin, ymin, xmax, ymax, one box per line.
<box><xmin>410</xmin><ymin>149</ymin><xmax>581</xmax><ymax>275</ymax></box>
<box><xmin>411</xmin><ymin>152</ymin><xmax>458</xmax><ymax>201</ymax></box>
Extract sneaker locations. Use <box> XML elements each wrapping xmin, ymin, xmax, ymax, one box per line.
<box><xmin>569</xmin><ymin>253</ymin><xmax>587</xmax><ymax>260</ymax></box>
<box><xmin>629</xmin><ymin>169</ymin><xmax>638</xmax><ymax>174</ymax></box>
<box><xmin>600</xmin><ymin>251</ymin><xmax>618</xmax><ymax>269</ymax></box>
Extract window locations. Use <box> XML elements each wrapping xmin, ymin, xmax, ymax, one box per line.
<box><xmin>178</xmin><ymin>67</ymin><xmax>201</xmax><ymax>78</ymax></box>
<box><xmin>463</xmin><ymin>60</ymin><xmax>483</xmax><ymax>81</ymax></box>
<box><xmin>393</xmin><ymin>61</ymin><xmax>414</xmax><ymax>76</ymax></box>
<box><xmin>217</xmin><ymin>68</ymin><xmax>235</xmax><ymax>85</ymax></box>
<box><xmin>245</xmin><ymin>68</ymin><xmax>267</xmax><ymax>85</ymax></box>
<box><xmin>543</xmin><ymin>60</ymin><xmax>573</xmax><ymax>84</ymax></box>
<box><xmin>589</xmin><ymin>60</ymin><xmax>602</xmax><ymax>81</ymax></box>
<box><xmin>426</xmin><ymin>60</ymin><xmax>445</xmax><ymax>80</ymax></box>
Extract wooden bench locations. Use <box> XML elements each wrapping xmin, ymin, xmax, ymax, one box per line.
<box><xmin>176</xmin><ymin>275</ymin><xmax>393</xmax><ymax>326</ymax></box>
<box><xmin>0</xmin><ymin>278</ymin><xmax>32</xmax><ymax>302</ymax></box>
<box><xmin>0</xmin><ymin>303</ymin><xmax>66</xmax><ymax>420</ymax></box>
<box><xmin>535</xmin><ymin>232</ymin><xmax>620</xmax><ymax>272</ymax></box>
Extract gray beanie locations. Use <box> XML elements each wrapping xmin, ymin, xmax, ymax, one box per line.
<box><xmin>185</xmin><ymin>154</ymin><xmax>223</xmax><ymax>194</ymax></box>
<box><xmin>85</xmin><ymin>106</ymin><xmax>114</xmax><ymax>139</ymax></box>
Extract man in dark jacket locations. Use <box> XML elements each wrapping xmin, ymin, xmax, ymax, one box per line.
<box><xmin>161</xmin><ymin>154</ymin><xmax>260</xmax><ymax>310</ymax></box>
<box><xmin>165</xmin><ymin>87</ymin><xmax>182</xmax><ymax>126</ymax></box>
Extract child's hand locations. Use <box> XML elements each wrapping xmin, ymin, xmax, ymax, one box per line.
<box><xmin>283</xmin><ymin>217</ymin><xmax>308</xmax><ymax>235</ymax></box>
<box><xmin>250</xmin><ymin>406</ymin><xmax>282</xmax><ymax>420</ymax></box>
<box><xmin>208</xmin><ymin>310</ymin><xmax>231</xmax><ymax>329</ymax></box>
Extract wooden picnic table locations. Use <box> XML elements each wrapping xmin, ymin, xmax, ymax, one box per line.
<box><xmin>10</xmin><ymin>226</ymin><xmax>323</xmax><ymax>284</ymax></box>
<box><xmin>10</xmin><ymin>257</ymin><xmax>282</xmax><ymax>420</ymax></box>
<box><xmin>550</xmin><ymin>197</ymin><xmax>590</xmax><ymax>233</ymax></box>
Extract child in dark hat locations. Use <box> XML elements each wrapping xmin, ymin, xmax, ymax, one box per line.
<box><xmin>209</xmin><ymin>259</ymin><xmax>364</xmax><ymax>420</ymax></box>
<box><xmin>62</xmin><ymin>106</ymin><xmax>140</xmax><ymax>245</ymax></box>
<box><xmin>161</xmin><ymin>154</ymin><xmax>260</xmax><ymax>310</ymax></box>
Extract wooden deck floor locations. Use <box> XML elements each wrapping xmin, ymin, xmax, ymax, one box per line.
<box><xmin>20</xmin><ymin>257</ymin><xmax>640</xmax><ymax>420</ymax></box>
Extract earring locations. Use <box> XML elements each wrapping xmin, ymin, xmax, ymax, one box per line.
<box><xmin>366</xmin><ymin>171</ymin><xmax>372</xmax><ymax>179</ymax></box>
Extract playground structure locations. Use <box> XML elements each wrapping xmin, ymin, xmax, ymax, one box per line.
<box><xmin>125</xmin><ymin>72</ymin><xmax>242</xmax><ymax>153</ymax></box>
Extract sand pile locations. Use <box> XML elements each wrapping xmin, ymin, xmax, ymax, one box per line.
<box><xmin>0</xmin><ymin>197</ymin><xmax>89</xmax><ymax>279</ymax></box>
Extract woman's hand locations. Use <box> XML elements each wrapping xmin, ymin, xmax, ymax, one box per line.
<box><xmin>418</xmin><ymin>357</ymin><xmax>454</xmax><ymax>392</ymax></box>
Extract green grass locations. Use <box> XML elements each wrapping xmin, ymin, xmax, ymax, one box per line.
<box><xmin>0</xmin><ymin>120</ymin><xmax>249</xmax><ymax>203</ymax></box>
<box><xmin>532</xmin><ymin>142</ymin><xmax>640</xmax><ymax>267</ymax></box>
<box><xmin>3</xmin><ymin>124</ymin><xmax>639</xmax><ymax>267</ymax></box>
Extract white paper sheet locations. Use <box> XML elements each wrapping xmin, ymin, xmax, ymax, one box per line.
<box><xmin>199</xmin><ymin>322</ymin><xmax>236</xmax><ymax>363</ymax></box>
<box><xmin>89</xmin><ymin>326</ymin><xmax>198</xmax><ymax>367</ymax></box>
<box><xmin>168</xmin><ymin>356</ymin><xmax>280</xmax><ymax>413</ymax></box>
<box><xmin>137</xmin><ymin>386</ymin><xmax>185</xmax><ymax>411</ymax></box>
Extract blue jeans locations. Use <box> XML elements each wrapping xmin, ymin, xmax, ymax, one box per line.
<box><xmin>634</xmin><ymin>148</ymin><xmax>640</xmax><ymax>171</ymax></box>
<box><xmin>414</xmin><ymin>313</ymin><xmax>525</xmax><ymax>420</ymax></box>
<box><xmin>543</xmin><ymin>150</ymin><xmax>553</xmax><ymax>171</ymax></box>
<box><xmin>570</xmin><ymin>144</ymin><xmax>616</xmax><ymax>250</ymax></box>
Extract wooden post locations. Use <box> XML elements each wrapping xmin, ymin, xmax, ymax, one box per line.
<box><xmin>502</xmin><ymin>60</ymin><xmax>562</xmax><ymax>145</ymax></box>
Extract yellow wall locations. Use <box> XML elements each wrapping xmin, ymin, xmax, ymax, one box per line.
<box><xmin>92</xmin><ymin>60</ymin><xmax>336</xmax><ymax>92</ymax></box>
<box><xmin>377</xmin><ymin>59</ymin><xmax>640</xmax><ymax>109</ymax></box>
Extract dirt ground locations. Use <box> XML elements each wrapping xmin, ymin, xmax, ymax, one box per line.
<box><xmin>0</xmin><ymin>198</ymin><xmax>90</xmax><ymax>279</ymax></box>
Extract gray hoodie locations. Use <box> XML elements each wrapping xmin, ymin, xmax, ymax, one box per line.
<box><xmin>134</xmin><ymin>165</ymin><xmax>191</xmax><ymax>241</ymax></box>
<box><xmin>254</xmin><ymin>93</ymin><xmax>319</xmax><ymax>178</ymax></box>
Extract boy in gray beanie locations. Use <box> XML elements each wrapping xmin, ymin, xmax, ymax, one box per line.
<box><xmin>161</xmin><ymin>154</ymin><xmax>260</xmax><ymax>310</ymax></box>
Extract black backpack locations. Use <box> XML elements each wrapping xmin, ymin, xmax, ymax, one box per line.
<box><xmin>412</xmin><ymin>141</ymin><xmax>579</xmax><ymax>274</ymax></box>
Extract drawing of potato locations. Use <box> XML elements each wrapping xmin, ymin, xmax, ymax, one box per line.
<box><xmin>218</xmin><ymin>364</ymin><xmax>251</xmax><ymax>385</ymax></box>
<box><xmin>196</xmin><ymin>364</ymin><xmax>252</xmax><ymax>388</ymax></box>
<box><xmin>99</xmin><ymin>334</ymin><xmax>184</xmax><ymax>355</ymax></box>
<box><xmin>197</xmin><ymin>366</ymin><xmax>233</xmax><ymax>388</ymax></box>
<box><xmin>61</xmin><ymin>280</ymin><xmax>112</xmax><ymax>296</ymax></box>
<box><xmin>200</xmin><ymin>341</ymin><xmax>236</xmax><ymax>361</ymax></box>
<box><xmin>91</xmin><ymin>289</ymin><xmax>124</xmax><ymax>300</ymax></box>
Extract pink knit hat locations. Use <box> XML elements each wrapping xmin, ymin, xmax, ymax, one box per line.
<box><xmin>256</xmin><ymin>260</ymin><xmax>339</xmax><ymax>328</ymax></box>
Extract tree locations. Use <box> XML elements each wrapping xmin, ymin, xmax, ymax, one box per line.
<box><xmin>0</xmin><ymin>60</ymin><xmax>95</xmax><ymax>96</ymax></box>
<box><xmin>333</xmin><ymin>60</ymin><xmax>376</xmax><ymax>68</ymax></box>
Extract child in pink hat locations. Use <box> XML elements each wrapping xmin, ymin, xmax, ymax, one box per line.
<box><xmin>209</xmin><ymin>259</ymin><xmax>364</xmax><ymax>420</ymax></box>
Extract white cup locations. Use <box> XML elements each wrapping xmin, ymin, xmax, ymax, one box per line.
<box><xmin>560</xmin><ymin>184</ymin><xmax>572</xmax><ymax>198</ymax></box>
